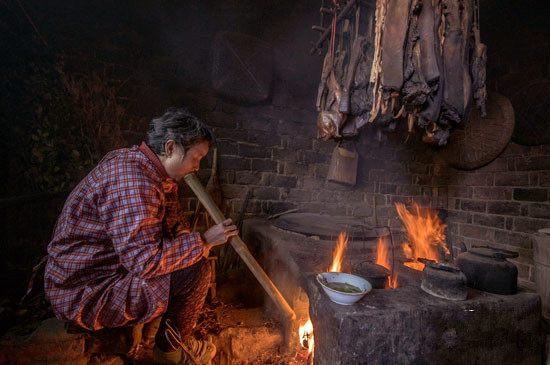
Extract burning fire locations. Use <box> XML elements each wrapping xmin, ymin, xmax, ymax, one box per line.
<box><xmin>395</xmin><ymin>202</ymin><xmax>449</xmax><ymax>271</ymax></box>
<box><xmin>298</xmin><ymin>318</ymin><xmax>314</xmax><ymax>354</ymax></box>
<box><xmin>328</xmin><ymin>231</ymin><xmax>348</xmax><ymax>272</ymax></box>
<box><xmin>375</xmin><ymin>236</ymin><xmax>398</xmax><ymax>288</ymax></box>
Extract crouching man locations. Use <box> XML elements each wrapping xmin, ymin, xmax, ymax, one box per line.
<box><xmin>44</xmin><ymin>107</ymin><xmax>237</xmax><ymax>364</ymax></box>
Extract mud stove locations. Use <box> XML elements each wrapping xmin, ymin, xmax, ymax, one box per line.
<box><xmin>243</xmin><ymin>213</ymin><xmax>542</xmax><ymax>365</ymax></box>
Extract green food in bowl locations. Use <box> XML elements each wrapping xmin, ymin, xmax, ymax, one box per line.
<box><xmin>325</xmin><ymin>281</ymin><xmax>363</xmax><ymax>293</ymax></box>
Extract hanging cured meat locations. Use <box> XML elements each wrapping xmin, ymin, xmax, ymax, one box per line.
<box><xmin>312</xmin><ymin>0</ymin><xmax>487</xmax><ymax>146</ymax></box>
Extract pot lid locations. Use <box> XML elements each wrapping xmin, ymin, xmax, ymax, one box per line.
<box><xmin>469</xmin><ymin>246</ymin><xmax>519</xmax><ymax>259</ymax></box>
<box><xmin>274</xmin><ymin>213</ymin><xmax>383</xmax><ymax>240</ymax></box>
<box><xmin>352</xmin><ymin>262</ymin><xmax>390</xmax><ymax>278</ymax></box>
<box><xmin>419</xmin><ymin>258</ymin><xmax>461</xmax><ymax>273</ymax></box>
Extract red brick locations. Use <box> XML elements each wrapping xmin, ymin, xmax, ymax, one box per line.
<box><xmin>472</xmin><ymin>214</ymin><xmax>506</xmax><ymax>229</ymax></box>
<box><xmin>473</xmin><ymin>187</ymin><xmax>512</xmax><ymax>200</ymax></box>
<box><xmin>235</xmin><ymin>171</ymin><xmax>262</xmax><ymax>185</ymax></box>
<box><xmin>513</xmin><ymin>188</ymin><xmax>548</xmax><ymax>202</ymax></box>
<box><xmin>515</xmin><ymin>156</ymin><xmax>550</xmax><ymax>171</ymax></box>
<box><xmin>486</xmin><ymin>201</ymin><xmax>522</xmax><ymax>215</ymax></box>
<box><xmin>456</xmin><ymin>173</ymin><xmax>493</xmax><ymax>186</ymax></box>
<box><xmin>286</xmin><ymin>189</ymin><xmax>312</xmax><ymax>202</ymax></box>
<box><xmin>379</xmin><ymin>183</ymin><xmax>398</xmax><ymax>195</ymax></box>
<box><xmin>513</xmin><ymin>217</ymin><xmax>549</xmax><ymax>233</ymax></box>
<box><xmin>222</xmin><ymin>184</ymin><xmax>248</xmax><ymax>199</ymax></box>
<box><xmin>494</xmin><ymin>172</ymin><xmax>529</xmax><ymax>186</ymax></box>
<box><xmin>238</xmin><ymin>142</ymin><xmax>270</xmax><ymax>158</ymax></box>
<box><xmin>252</xmin><ymin>186</ymin><xmax>281</xmax><ymax>200</ymax></box>
<box><xmin>494</xmin><ymin>230</ymin><xmax>532</xmax><ymax>249</ymax></box>
<box><xmin>447</xmin><ymin>186</ymin><xmax>472</xmax><ymax>198</ymax></box>
<box><xmin>528</xmin><ymin>203</ymin><xmax>550</xmax><ymax>219</ymax></box>
<box><xmin>460</xmin><ymin>224</ymin><xmax>494</xmax><ymax>240</ymax></box>
<box><xmin>220</xmin><ymin>155</ymin><xmax>251</xmax><ymax>170</ymax></box>
<box><xmin>460</xmin><ymin>200</ymin><xmax>486</xmax><ymax>212</ymax></box>
<box><xmin>251</xmin><ymin>158</ymin><xmax>277</xmax><ymax>172</ymax></box>
<box><xmin>446</xmin><ymin>210</ymin><xmax>471</xmax><ymax>223</ymax></box>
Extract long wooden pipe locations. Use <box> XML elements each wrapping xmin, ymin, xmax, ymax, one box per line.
<box><xmin>184</xmin><ymin>173</ymin><xmax>296</xmax><ymax>322</ymax></box>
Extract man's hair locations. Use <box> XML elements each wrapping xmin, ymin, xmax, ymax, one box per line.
<box><xmin>147</xmin><ymin>107</ymin><xmax>214</xmax><ymax>154</ymax></box>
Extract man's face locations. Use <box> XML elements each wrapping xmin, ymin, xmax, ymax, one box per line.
<box><xmin>163</xmin><ymin>140</ymin><xmax>210</xmax><ymax>181</ymax></box>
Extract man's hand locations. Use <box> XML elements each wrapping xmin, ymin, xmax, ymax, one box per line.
<box><xmin>202</xmin><ymin>218</ymin><xmax>238</xmax><ymax>254</ymax></box>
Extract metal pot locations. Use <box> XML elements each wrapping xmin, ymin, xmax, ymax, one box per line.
<box><xmin>456</xmin><ymin>246</ymin><xmax>519</xmax><ymax>295</ymax></box>
<box><xmin>352</xmin><ymin>261</ymin><xmax>390</xmax><ymax>289</ymax></box>
<box><xmin>420</xmin><ymin>259</ymin><xmax>468</xmax><ymax>301</ymax></box>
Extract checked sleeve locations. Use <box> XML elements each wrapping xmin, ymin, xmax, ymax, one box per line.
<box><xmin>98</xmin><ymin>163</ymin><xmax>204</xmax><ymax>279</ymax></box>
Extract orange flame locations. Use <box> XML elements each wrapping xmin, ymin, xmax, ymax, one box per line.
<box><xmin>298</xmin><ymin>318</ymin><xmax>314</xmax><ymax>354</ymax></box>
<box><xmin>328</xmin><ymin>231</ymin><xmax>348</xmax><ymax>272</ymax></box>
<box><xmin>388</xmin><ymin>275</ymin><xmax>398</xmax><ymax>289</ymax></box>
<box><xmin>375</xmin><ymin>236</ymin><xmax>399</xmax><ymax>288</ymax></box>
<box><xmin>395</xmin><ymin>202</ymin><xmax>448</xmax><ymax>271</ymax></box>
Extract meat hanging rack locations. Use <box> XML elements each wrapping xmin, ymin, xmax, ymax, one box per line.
<box><xmin>312</xmin><ymin>0</ymin><xmax>487</xmax><ymax>146</ymax></box>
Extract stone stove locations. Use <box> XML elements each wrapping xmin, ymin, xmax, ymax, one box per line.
<box><xmin>242</xmin><ymin>213</ymin><xmax>543</xmax><ymax>365</ymax></box>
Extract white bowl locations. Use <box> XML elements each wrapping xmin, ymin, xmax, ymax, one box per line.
<box><xmin>316</xmin><ymin>272</ymin><xmax>372</xmax><ymax>305</ymax></box>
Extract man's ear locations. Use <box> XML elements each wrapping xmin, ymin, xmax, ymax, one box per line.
<box><xmin>164</xmin><ymin>140</ymin><xmax>176</xmax><ymax>157</ymax></box>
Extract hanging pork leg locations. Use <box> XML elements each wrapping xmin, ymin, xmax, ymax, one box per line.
<box><xmin>340</xmin><ymin>36</ymin><xmax>366</xmax><ymax>114</ymax></box>
<box><xmin>418</xmin><ymin>0</ymin><xmax>442</xmax><ymax>85</ymax></box>
<box><xmin>402</xmin><ymin>0</ymin><xmax>431</xmax><ymax>108</ymax></box>
<box><xmin>461</xmin><ymin>0</ymin><xmax>474</xmax><ymax>119</ymax></box>
<box><xmin>471</xmin><ymin>0</ymin><xmax>487</xmax><ymax>117</ymax></box>
<box><xmin>471</xmin><ymin>31</ymin><xmax>487</xmax><ymax>116</ymax></box>
<box><xmin>380</xmin><ymin>0</ymin><xmax>412</xmax><ymax>94</ymax></box>
<box><xmin>418</xmin><ymin>0</ymin><xmax>445</xmax><ymax>124</ymax></box>
<box><xmin>441</xmin><ymin>0</ymin><xmax>473</xmax><ymax>125</ymax></box>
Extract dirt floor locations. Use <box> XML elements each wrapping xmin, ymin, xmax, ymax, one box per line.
<box><xmin>0</xmin><ymin>293</ymin><xmax>311</xmax><ymax>364</ymax></box>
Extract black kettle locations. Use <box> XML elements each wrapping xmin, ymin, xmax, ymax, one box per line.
<box><xmin>456</xmin><ymin>245</ymin><xmax>519</xmax><ymax>295</ymax></box>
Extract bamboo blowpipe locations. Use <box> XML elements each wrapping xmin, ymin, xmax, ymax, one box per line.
<box><xmin>184</xmin><ymin>173</ymin><xmax>296</xmax><ymax>321</ymax></box>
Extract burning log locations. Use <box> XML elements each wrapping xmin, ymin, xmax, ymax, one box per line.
<box><xmin>395</xmin><ymin>202</ymin><xmax>449</xmax><ymax>271</ymax></box>
<box><xmin>184</xmin><ymin>173</ymin><xmax>296</xmax><ymax>322</ymax></box>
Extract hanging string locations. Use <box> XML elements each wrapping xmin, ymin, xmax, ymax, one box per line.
<box><xmin>328</xmin><ymin>0</ymin><xmax>340</xmax><ymax>65</ymax></box>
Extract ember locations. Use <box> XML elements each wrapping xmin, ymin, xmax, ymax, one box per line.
<box><xmin>375</xmin><ymin>236</ymin><xmax>398</xmax><ymax>288</ymax></box>
<box><xmin>395</xmin><ymin>203</ymin><xmax>449</xmax><ymax>271</ymax></box>
<box><xmin>328</xmin><ymin>231</ymin><xmax>348</xmax><ymax>272</ymax></box>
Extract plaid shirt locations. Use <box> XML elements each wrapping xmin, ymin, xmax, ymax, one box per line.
<box><xmin>45</xmin><ymin>142</ymin><xmax>204</xmax><ymax>330</ymax></box>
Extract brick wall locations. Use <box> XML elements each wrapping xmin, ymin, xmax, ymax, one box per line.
<box><xmin>136</xmin><ymin>0</ymin><xmax>550</xmax><ymax>284</ymax></box>
<box><xmin>434</xmin><ymin>145</ymin><xmax>550</xmax><ymax>282</ymax></box>
<box><xmin>180</xmin><ymin>86</ymin><xmax>549</xmax><ymax>284</ymax></box>
<box><xmin>181</xmin><ymin>99</ymin><xmax>547</xmax><ymax>284</ymax></box>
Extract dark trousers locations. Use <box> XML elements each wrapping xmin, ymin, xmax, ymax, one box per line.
<box><xmin>155</xmin><ymin>258</ymin><xmax>211</xmax><ymax>352</ymax></box>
